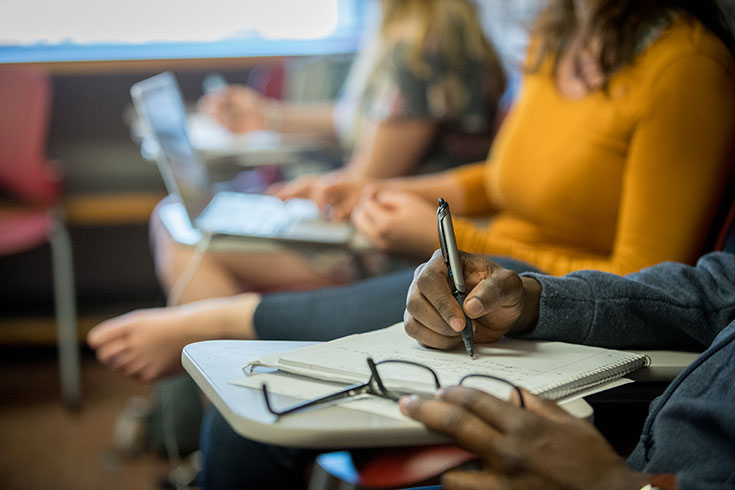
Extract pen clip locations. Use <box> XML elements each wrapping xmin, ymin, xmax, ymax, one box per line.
<box><xmin>437</xmin><ymin>199</ymin><xmax>450</xmax><ymax>265</ymax></box>
<box><xmin>436</xmin><ymin>198</ymin><xmax>465</xmax><ymax>295</ymax></box>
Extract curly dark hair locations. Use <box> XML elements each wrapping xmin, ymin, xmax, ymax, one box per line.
<box><xmin>529</xmin><ymin>0</ymin><xmax>734</xmax><ymax>77</ymax></box>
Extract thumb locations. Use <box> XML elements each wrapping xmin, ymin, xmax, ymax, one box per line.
<box><xmin>522</xmin><ymin>389</ymin><xmax>570</xmax><ymax>420</ymax></box>
<box><xmin>463</xmin><ymin>295</ymin><xmax>486</xmax><ymax>318</ymax></box>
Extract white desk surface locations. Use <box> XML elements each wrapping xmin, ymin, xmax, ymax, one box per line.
<box><xmin>184</xmin><ymin>340</ymin><xmax>445</xmax><ymax>448</ymax></box>
<box><xmin>628</xmin><ymin>350</ymin><xmax>700</xmax><ymax>382</ymax></box>
<box><xmin>181</xmin><ymin>339</ymin><xmax>669</xmax><ymax>449</ymax></box>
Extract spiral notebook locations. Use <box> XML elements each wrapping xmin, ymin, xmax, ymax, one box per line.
<box><xmin>245</xmin><ymin>323</ymin><xmax>650</xmax><ymax>401</ymax></box>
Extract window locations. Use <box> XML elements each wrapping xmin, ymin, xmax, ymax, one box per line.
<box><xmin>0</xmin><ymin>0</ymin><xmax>365</xmax><ymax>63</ymax></box>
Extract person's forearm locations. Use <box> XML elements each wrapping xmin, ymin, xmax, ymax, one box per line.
<box><xmin>344</xmin><ymin>119</ymin><xmax>438</xmax><ymax>179</ymax></box>
<box><xmin>265</xmin><ymin>100</ymin><xmax>336</xmax><ymax>138</ymax></box>
<box><xmin>518</xmin><ymin>252</ymin><xmax>735</xmax><ymax>350</ymax></box>
<box><xmin>381</xmin><ymin>171</ymin><xmax>468</xmax><ymax>210</ymax></box>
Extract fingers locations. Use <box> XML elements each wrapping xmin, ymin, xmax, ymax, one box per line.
<box><xmin>275</xmin><ymin>173</ymin><xmax>359</xmax><ymax>220</ymax></box>
<box><xmin>405</xmin><ymin>249</ymin><xmax>533</xmax><ymax>346</ymax></box>
<box><xmin>460</xmin><ymin>255</ymin><xmax>541</xmax><ymax>338</ymax></box>
<box><xmin>437</xmin><ymin>385</ymin><xmax>525</xmax><ymax>433</ymax></box>
<box><xmin>312</xmin><ymin>179</ymin><xmax>359</xmax><ymax>221</ymax></box>
<box><xmin>403</xmin><ymin>310</ymin><xmax>462</xmax><ymax>349</ymax></box>
<box><xmin>266</xmin><ymin>181</ymin><xmax>286</xmax><ymax>196</ymax></box>
<box><xmin>519</xmin><ymin>389</ymin><xmax>570</xmax><ymax>422</ymax></box>
<box><xmin>406</xmin><ymin>251</ymin><xmax>467</xmax><ymax>333</ymax></box>
<box><xmin>201</xmin><ymin>85</ymin><xmax>265</xmax><ymax>133</ymax></box>
<box><xmin>443</xmin><ymin>470</ymin><xmax>510</xmax><ymax>490</ymax></box>
<box><xmin>404</xmin><ymin>258</ymin><xmax>464</xmax><ymax>349</ymax></box>
<box><xmin>351</xmin><ymin>191</ymin><xmax>387</xmax><ymax>247</ymax></box>
<box><xmin>460</xmin><ymin>255</ymin><xmax>520</xmax><ymax>315</ymax></box>
<box><xmin>399</xmin><ymin>394</ymin><xmax>501</xmax><ymax>457</ymax></box>
<box><xmin>272</xmin><ymin>176</ymin><xmax>315</xmax><ymax>201</ymax></box>
<box><xmin>352</xmin><ymin>188</ymin><xmax>433</xmax><ymax>253</ymax></box>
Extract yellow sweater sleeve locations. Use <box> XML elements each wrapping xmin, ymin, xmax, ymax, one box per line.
<box><xmin>447</xmin><ymin>162</ymin><xmax>494</xmax><ymax>215</ymax></box>
<box><xmin>453</xmin><ymin>53</ymin><xmax>735</xmax><ymax>276</ymax></box>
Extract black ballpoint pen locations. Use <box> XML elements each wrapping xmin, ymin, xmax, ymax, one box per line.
<box><xmin>437</xmin><ymin>198</ymin><xmax>475</xmax><ymax>359</ymax></box>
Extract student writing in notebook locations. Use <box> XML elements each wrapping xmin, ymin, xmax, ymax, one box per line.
<box><xmin>198</xmin><ymin>249</ymin><xmax>735</xmax><ymax>490</ymax></box>
<box><xmin>397</xmin><ymin>249</ymin><xmax>735</xmax><ymax>490</ymax></box>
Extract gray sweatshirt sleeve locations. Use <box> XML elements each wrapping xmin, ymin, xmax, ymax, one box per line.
<box><xmin>516</xmin><ymin>252</ymin><xmax>735</xmax><ymax>350</ymax></box>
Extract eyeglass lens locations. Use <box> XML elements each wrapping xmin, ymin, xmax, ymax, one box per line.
<box><xmin>459</xmin><ymin>374</ymin><xmax>524</xmax><ymax>407</ymax></box>
<box><xmin>263</xmin><ymin>358</ymin><xmax>523</xmax><ymax>417</ymax></box>
<box><xmin>370</xmin><ymin>359</ymin><xmax>442</xmax><ymax>401</ymax></box>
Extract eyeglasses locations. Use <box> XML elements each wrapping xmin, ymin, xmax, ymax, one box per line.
<box><xmin>261</xmin><ymin>357</ymin><xmax>524</xmax><ymax>417</ymax></box>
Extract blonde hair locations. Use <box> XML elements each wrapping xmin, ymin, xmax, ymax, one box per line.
<box><xmin>378</xmin><ymin>0</ymin><xmax>503</xmax><ymax>80</ymax></box>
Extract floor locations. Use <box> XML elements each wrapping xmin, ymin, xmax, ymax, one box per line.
<box><xmin>0</xmin><ymin>345</ymin><xmax>175</xmax><ymax>490</ymax></box>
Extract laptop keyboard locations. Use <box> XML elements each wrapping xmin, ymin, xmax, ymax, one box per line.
<box><xmin>197</xmin><ymin>192</ymin><xmax>321</xmax><ymax>237</ymax></box>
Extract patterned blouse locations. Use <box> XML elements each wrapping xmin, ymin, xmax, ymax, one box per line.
<box><xmin>334</xmin><ymin>34</ymin><xmax>505</xmax><ymax>173</ymax></box>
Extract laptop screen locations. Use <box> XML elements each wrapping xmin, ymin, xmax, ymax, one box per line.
<box><xmin>131</xmin><ymin>72</ymin><xmax>214</xmax><ymax>221</ymax></box>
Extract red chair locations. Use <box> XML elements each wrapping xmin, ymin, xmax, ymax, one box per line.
<box><xmin>0</xmin><ymin>66</ymin><xmax>80</xmax><ymax>408</ymax></box>
<box><xmin>311</xmin><ymin>445</ymin><xmax>476</xmax><ymax>490</ymax></box>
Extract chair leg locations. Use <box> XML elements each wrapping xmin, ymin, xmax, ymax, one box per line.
<box><xmin>50</xmin><ymin>215</ymin><xmax>81</xmax><ymax>408</ymax></box>
<box><xmin>309</xmin><ymin>452</ymin><xmax>358</xmax><ymax>490</ymax></box>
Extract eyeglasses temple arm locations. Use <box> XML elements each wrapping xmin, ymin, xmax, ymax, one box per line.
<box><xmin>262</xmin><ymin>381</ymin><xmax>372</xmax><ymax>417</ymax></box>
<box><xmin>457</xmin><ymin>374</ymin><xmax>525</xmax><ymax>408</ymax></box>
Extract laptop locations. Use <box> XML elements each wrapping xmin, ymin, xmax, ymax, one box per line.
<box><xmin>130</xmin><ymin>72</ymin><xmax>353</xmax><ymax>246</ymax></box>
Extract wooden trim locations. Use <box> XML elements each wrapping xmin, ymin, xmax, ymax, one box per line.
<box><xmin>63</xmin><ymin>192</ymin><xmax>166</xmax><ymax>226</ymax></box>
<box><xmin>0</xmin><ymin>315</ymin><xmax>106</xmax><ymax>344</ymax></box>
<box><xmin>5</xmin><ymin>56</ymin><xmax>285</xmax><ymax>76</ymax></box>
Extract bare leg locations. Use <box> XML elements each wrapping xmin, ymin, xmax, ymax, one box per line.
<box><xmin>87</xmin><ymin>202</ymin><xmax>357</xmax><ymax>382</ymax></box>
<box><xmin>88</xmin><ymin>294</ymin><xmax>262</xmax><ymax>382</ymax></box>
<box><xmin>150</xmin><ymin>206</ymin><xmax>354</xmax><ymax>305</ymax></box>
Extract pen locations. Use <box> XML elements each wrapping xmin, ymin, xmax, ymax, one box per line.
<box><xmin>437</xmin><ymin>198</ymin><xmax>475</xmax><ymax>359</ymax></box>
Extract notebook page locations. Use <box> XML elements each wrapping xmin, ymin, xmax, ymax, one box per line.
<box><xmin>245</xmin><ymin>323</ymin><xmax>648</xmax><ymax>400</ymax></box>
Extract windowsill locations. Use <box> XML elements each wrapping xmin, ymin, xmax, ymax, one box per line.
<box><xmin>0</xmin><ymin>36</ymin><xmax>361</xmax><ymax>75</ymax></box>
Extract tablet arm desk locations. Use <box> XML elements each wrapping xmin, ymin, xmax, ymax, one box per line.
<box><xmin>182</xmin><ymin>340</ymin><xmax>698</xmax><ymax>449</ymax></box>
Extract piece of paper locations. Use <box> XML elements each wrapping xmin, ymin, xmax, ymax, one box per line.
<box><xmin>245</xmin><ymin>323</ymin><xmax>649</xmax><ymax>400</ymax></box>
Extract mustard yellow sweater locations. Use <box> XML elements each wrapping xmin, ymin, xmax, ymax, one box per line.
<box><xmin>451</xmin><ymin>18</ymin><xmax>735</xmax><ymax>276</ymax></box>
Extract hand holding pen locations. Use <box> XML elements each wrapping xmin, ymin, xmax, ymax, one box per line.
<box><xmin>404</xmin><ymin>248</ymin><xmax>543</xmax><ymax>353</ymax></box>
<box><xmin>436</xmin><ymin>198</ymin><xmax>476</xmax><ymax>359</ymax></box>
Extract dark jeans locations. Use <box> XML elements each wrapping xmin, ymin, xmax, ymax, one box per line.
<box><xmin>200</xmin><ymin>406</ymin><xmax>320</xmax><ymax>490</ymax></box>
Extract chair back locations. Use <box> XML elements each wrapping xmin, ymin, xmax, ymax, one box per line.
<box><xmin>713</xmin><ymin>200</ymin><xmax>735</xmax><ymax>253</ymax></box>
<box><xmin>0</xmin><ymin>66</ymin><xmax>60</xmax><ymax>204</ymax></box>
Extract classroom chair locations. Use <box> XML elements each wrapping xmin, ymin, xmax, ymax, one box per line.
<box><xmin>0</xmin><ymin>66</ymin><xmax>81</xmax><ymax>408</ymax></box>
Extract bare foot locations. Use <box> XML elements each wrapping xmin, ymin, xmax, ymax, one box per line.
<box><xmin>87</xmin><ymin>294</ymin><xmax>261</xmax><ymax>382</ymax></box>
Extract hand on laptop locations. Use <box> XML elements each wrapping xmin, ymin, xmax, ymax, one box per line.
<box><xmin>198</xmin><ymin>84</ymin><xmax>269</xmax><ymax>134</ymax></box>
<box><xmin>270</xmin><ymin>171</ymin><xmax>367</xmax><ymax>222</ymax></box>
